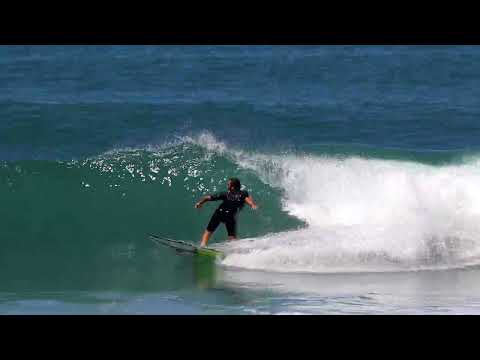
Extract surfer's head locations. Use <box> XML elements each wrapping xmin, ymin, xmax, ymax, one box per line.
<box><xmin>227</xmin><ymin>178</ymin><xmax>241</xmax><ymax>192</ymax></box>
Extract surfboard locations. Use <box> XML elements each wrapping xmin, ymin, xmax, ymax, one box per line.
<box><xmin>148</xmin><ymin>234</ymin><xmax>225</xmax><ymax>260</ymax></box>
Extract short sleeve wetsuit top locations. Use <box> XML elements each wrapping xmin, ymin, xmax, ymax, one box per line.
<box><xmin>206</xmin><ymin>190</ymin><xmax>249</xmax><ymax>237</ymax></box>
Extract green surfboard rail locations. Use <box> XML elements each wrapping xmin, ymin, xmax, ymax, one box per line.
<box><xmin>149</xmin><ymin>234</ymin><xmax>225</xmax><ymax>260</ymax></box>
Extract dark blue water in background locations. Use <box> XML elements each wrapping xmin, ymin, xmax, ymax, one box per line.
<box><xmin>2</xmin><ymin>46</ymin><xmax>479</xmax><ymax>161</ymax></box>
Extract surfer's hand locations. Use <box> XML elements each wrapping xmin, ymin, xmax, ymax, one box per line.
<box><xmin>195</xmin><ymin>202</ymin><xmax>202</xmax><ymax>209</ymax></box>
<box><xmin>252</xmin><ymin>204</ymin><xmax>258</xmax><ymax>210</ymax></box>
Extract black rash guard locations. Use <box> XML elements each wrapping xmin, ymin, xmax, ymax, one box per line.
<box><xmin>206</xmin><ymin>190</ymin><xmax>249</xmax><ymax>236</ymax></box>
<box><xmin>210</xmin><ymin>190</ymin><xmax>249</xmax><ymax>216</ymax></box>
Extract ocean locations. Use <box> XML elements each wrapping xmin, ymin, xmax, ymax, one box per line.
<box><xmin>1</xmin><ymin>45</ymin><xmax>480</xmax><ymax>314</ymax></box>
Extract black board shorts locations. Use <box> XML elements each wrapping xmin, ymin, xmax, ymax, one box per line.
<box><xmin>206</xmin><ymin>210</ymin><xmax>237</xmax><ymax>236</ymax></box>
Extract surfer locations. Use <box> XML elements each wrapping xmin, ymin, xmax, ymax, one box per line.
<box><xmin>195</xmin><ymin>178</ymin><xmax>258</xmax><ymax>247</ymax></box>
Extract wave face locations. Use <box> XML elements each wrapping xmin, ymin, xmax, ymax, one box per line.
<box><xmin>0</xmin><ymin>134</ymin><xmax>302</xmax><ymax>290</ymax></box>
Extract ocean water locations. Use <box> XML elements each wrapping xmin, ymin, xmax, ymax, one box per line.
<box><xmin>1</xmin><ymin>45</ymin><xmax>480</xmax><ymax>314</ymax></box>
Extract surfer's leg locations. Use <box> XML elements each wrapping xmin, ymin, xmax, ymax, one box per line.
<box><xmin>202</xmin><ymin>212</ymin><xmax>221</xmax><ymax>247</ymax></box>
<box><xmin>225</xmin><ymin>217</ymin><xmax>237</xmax><ymax>241</ymax></box>
<box><xmin>200</xmin><ymin>230</ymin><xmax>213</xmax><ymax>247</ymax></box>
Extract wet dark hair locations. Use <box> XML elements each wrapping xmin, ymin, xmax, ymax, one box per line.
<box><xmin>228</xmin><ymin>177</ymin><xmax>241</xmax><ymax>191</ymax></box>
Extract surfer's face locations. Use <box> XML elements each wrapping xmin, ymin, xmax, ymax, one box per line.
<box><xmin>227</xmin><ymin>181</ymin><xmax>235</xmax><ymax>191</ymax></box>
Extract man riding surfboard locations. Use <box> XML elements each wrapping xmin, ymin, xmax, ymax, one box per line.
<box><xmin>195</xmin><ymin>178</ymin><xmax>258</xmax><ymax>247</ymax></box>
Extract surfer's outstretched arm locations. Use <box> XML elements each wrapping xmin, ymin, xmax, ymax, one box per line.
<box><xmin>245</xmin><ymin>196</ymin><xmax>258</xmax><ymax>210</ymax></box>
<box><xmin>195</xmin><ymin>195</ymin><xmax>212</xmax><ymax>209</ymax></box>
